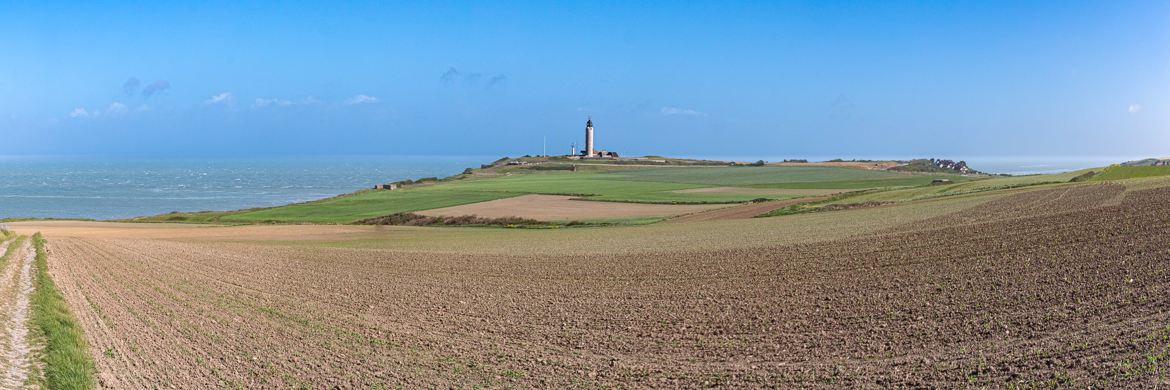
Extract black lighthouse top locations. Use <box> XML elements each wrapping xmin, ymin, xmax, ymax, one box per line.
<box><xmin>586</xmin><ymin>118</ymin><xmax>593</xmax><ymax>127</ymax></box>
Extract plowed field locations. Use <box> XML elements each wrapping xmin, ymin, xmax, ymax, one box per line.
<box><xmin>16</xmin><ymin>181</ymin><xmax>1170</xmax><ymax>387</ymax></box>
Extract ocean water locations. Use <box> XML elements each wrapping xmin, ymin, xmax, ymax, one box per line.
<box><xmin>0</xmin><ymin>155</ymin><xmax>490</xmax><ymax>220</ymax></box>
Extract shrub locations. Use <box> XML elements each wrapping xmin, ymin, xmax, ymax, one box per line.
<box><xmin>1069</xmin><ymin>171</ymin><xmax>1097</xmax><ymax>182</ymax></box>
<box><xmin>355</xmin><ymin>213</ymin><xmax>547</xmax><ymax>227</ymax></box>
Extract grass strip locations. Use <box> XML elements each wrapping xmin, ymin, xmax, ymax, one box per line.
<box><xmin>1</xmin><ymin>235</ymin><xmax>25</xmax><ymax>264</ymax></box>
<box><xmin>30</xmin><ymin>233</ymin><xmax>96</xmax><ymax>389</ymax></box>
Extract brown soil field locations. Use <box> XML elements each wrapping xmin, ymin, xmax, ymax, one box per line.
<box><xmin>10</xmin><ymin>179</ymin><xmax>1170</xmax><ymax>387</ymax></box>
<box><xmin>415</xmin><ymin>194</ymin><xmax>729</xmax><ymax>221</ymax></box>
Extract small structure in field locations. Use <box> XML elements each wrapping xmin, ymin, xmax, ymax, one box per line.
<box><xmin>374</xmin><ymin>183</ymin><xmax>398</xmax><ymax>190</ymax></box>
<box><xmin>931</xmin><ymin>179</ymin><xmax>953</xmax><ymax>185</ymax></box>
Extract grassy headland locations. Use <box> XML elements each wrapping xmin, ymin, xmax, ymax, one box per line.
<box><xmin>125</xmin><ymin>156</ymin><xmax>1170</xmax><ymax>225</ymax></box>
<box><xmin>130</xmin><ymin>161</ymin><xmax>978</xmax><ymax>224</ymax></box>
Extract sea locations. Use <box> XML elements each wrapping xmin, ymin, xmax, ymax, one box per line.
<box><xmin>0</xmin><ymin>155</ymin><xmax>490</xmax><ymax>220</ymax></box>
<box><xmin>0</xmin><ymin>155</ymin><xmax>1142</xmax><ymax>220</ymax></box>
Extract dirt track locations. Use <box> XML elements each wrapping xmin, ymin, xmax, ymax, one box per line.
<box><xmin>0</xmin><ymin>239</ymin><xmax>35</xmax><ymax>387</ymax></box>
<box><xmin>24</xmin><ymin>183</ymin><xmax>1170</xmax><ymax>387</ymax></box>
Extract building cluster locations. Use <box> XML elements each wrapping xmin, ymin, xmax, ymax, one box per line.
<box><xmin>930</xmin><ymin>158</ymin><xmax>971</xmax><ymax>174</ymax></box>
<box><xmin>568</xmin><ymin>118</ymin><xmax>619</xmax><ymax>159</ymax></box>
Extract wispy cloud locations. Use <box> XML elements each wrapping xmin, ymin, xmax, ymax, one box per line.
<box><xmin>68</xmin><ymin>108</ymin><xmax>90</xmax><ymax>118</ymax></box>
<box><xmin>487</xmin><ymin>75</ymin><xmax>507</xmax><ymax>88</ymax></box>
<box><xmin>440</xmin><ymin>67</ymin><xmax>506</xmax><ymax>89</ymax></box>
<box><xmin>829</xmin><ymin>94</ymin><xmax>855</xmax><ymax>116</ymax></box>
<box><xmin>141</xmin><ymin>80</ymin><xmax>171</xmax><ymax>98</ymax></box>
<box><xmin>661</xmin><ymin>106</ymin><xmax>707</xmax><ymax>117</ymax></box>
<box><xmin>67</xmin><ymin>102</ymin><xmax>134</xmax><ymax>119</ymax></box>
<box><xmin>122</xmin><ymin>77</ymin><xmax>141</xmax><ymax>96</ymax></box>
<box><xmin>205</xmin><ymin>92</ymin><xmax>234</xmax><ymax>105</ymax></box>
<box><xmin>253</xmin><ymin>98</ymin><xmax>293</xmax><ymax>108</ymax></box>
<box><xmin>106</xmin><ymin>102</ymin><xmax>129</xmax><ymax>115</ymax></box>
<box><xmin>346</xmin><ymin>94</ymin><xmax>379</xmax><ymax>105</ymax></box>
<box><xmin>440</xmin><ymin>67</ymin><xmax>461</xmax><ymax>85</ymax></box>
<box><xmin>1128</xmin><ymin>104</ymin><xmax>1142</xmax><ymax>114</ymax></box>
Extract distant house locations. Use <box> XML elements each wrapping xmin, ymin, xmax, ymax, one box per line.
<box><xmin>374</xmin><ymin>183</ymin><xmax>398</xmax><ymax>190</ymax></box>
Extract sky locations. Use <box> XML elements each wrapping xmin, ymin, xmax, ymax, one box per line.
<box><xmin>1</xmin><ymin>1</ymin><xmax>1167</xmax><ymax>158</ymax></box>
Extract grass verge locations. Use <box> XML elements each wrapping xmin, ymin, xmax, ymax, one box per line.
<box><xmin>29</xmin><ymin>232</ymin><xmax>96</xmax><ymax>389</ymax></box>
<box><xmin>1</xmin><ymin>236</ymin><xmax>25</xmax><ymax>263</ymax></box>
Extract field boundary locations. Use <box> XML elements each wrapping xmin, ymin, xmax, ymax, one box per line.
<box><xmin>28</xmin><ymin>233</ymin><xmax>96</xmax><ymax>389</ymax></box>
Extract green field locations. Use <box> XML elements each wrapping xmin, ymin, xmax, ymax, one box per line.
<box><xmin>135</xmin><ymin>165</ymin><xmax>970</xmax><ymax>224</ymax></box>
<box><xmin>611</xmin><ymin>166</ymin><xmax>972</xmax><ymax>188</ymax></box>
<box><xmin>822</xmin><ymin>169</ymin><xmax>1095</xmax><ymax>205</ymax></box>
<box><xmin>1090</xmin><ymin>165</ymin><xmax>1170</xmax><ymax>181</ymax></box>
<box><xmin>219</xmin><ymin>187</ymin><xmax>520</xmax><ymax>224</ymax></box>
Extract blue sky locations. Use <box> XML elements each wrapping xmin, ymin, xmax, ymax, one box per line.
<box><xmin>1</xmin><ymin>1</ymin><xmax>1166</xmax><ymax>158</ymax></box>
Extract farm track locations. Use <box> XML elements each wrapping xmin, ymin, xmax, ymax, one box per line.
<box><xmin>37</xmin><ymin>183</ymin><xmax>1170</xmax><ymax>387</ymax></box>
<box><xmin>0</xmin><ymin>239</ymin><xmax>36</xmax><ymax>388</ymax></box>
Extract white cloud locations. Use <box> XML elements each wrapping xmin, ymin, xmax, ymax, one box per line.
<box><xmin>68</xmin><ymin>108</ymin><xmax>89</xmax><ymax>118</ymax></box>
<box><xmin>1128</xmin><ymin>104</ymin><xmax>1142</xmax><ymax>114</ymax></box>
<box><xmin>660</xmin><ymin>106</ymin><xmax>707</xmax><ymax>117</ymax></box>
<box><xmin>106</xmin><ymin>102</ymin><xmax>129</xmax><ymax>115</ymax></box>
<box><xmin>253</xmin><ymin>98</ymin><xmax>293</xmax><ymax>108</ymax></box>
<box><xmin>205</xmin><ymin>92</ymin><xmax>235</xmax><ymax>105</ymax></box>
<box><xmin>346</xmin><ymin>94</ymin><xmax>379</xmax><ymax>105</ymax></box>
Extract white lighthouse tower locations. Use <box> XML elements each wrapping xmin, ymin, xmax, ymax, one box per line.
<box><xmin>584</xmin><ymin>117</ymin><xmax>595</xmax><ymax>157</ymax></box>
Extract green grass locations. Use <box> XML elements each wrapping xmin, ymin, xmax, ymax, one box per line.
<box><xmin>610</xmin><ymin>166</ymin><xmax>974</xmax><ymax>188</ymax></box>
<box><xmin>1</xmin><ymin>236</ymin><xmax>25</xmax><ymax>263</ymax></box>
<box><xmin>1090</xmin><ymin>165</ymin><xmax>1170</xmax><ymax>181</ymax></box>
<box><xmin>133</xmin><ymin>165</ymin><xmax>989</xmax><ymax>224</ymax></box>
<box><xmin>29</xmin><ymin>233</ymin><xmax>97</xmax><ymax>390</ymax></box>
<box><xmin>799</xmin><ymin>169</ymin><xmax>1095</xmax><ymax>206</ymax></box>
<box><xmin>434</xmin><ymin>172</ymin><xmax>779</xmax><ymax>203</ymax></box>
<box><xmin>221</xmin><ymin>187</ymin><xmax>520</xmax><ymax>224</ymax></box>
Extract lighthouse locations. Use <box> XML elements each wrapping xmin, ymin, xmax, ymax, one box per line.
<box><xmin>584</xmin><ymin>118</ymin><xmax>595</xmax><ymax>157</ymax></box>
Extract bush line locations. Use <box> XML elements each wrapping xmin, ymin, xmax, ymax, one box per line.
<box><xmin>30</xmin><ymin>233</ymin><xmax>96</xmax><ymax>389</ymax></box>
